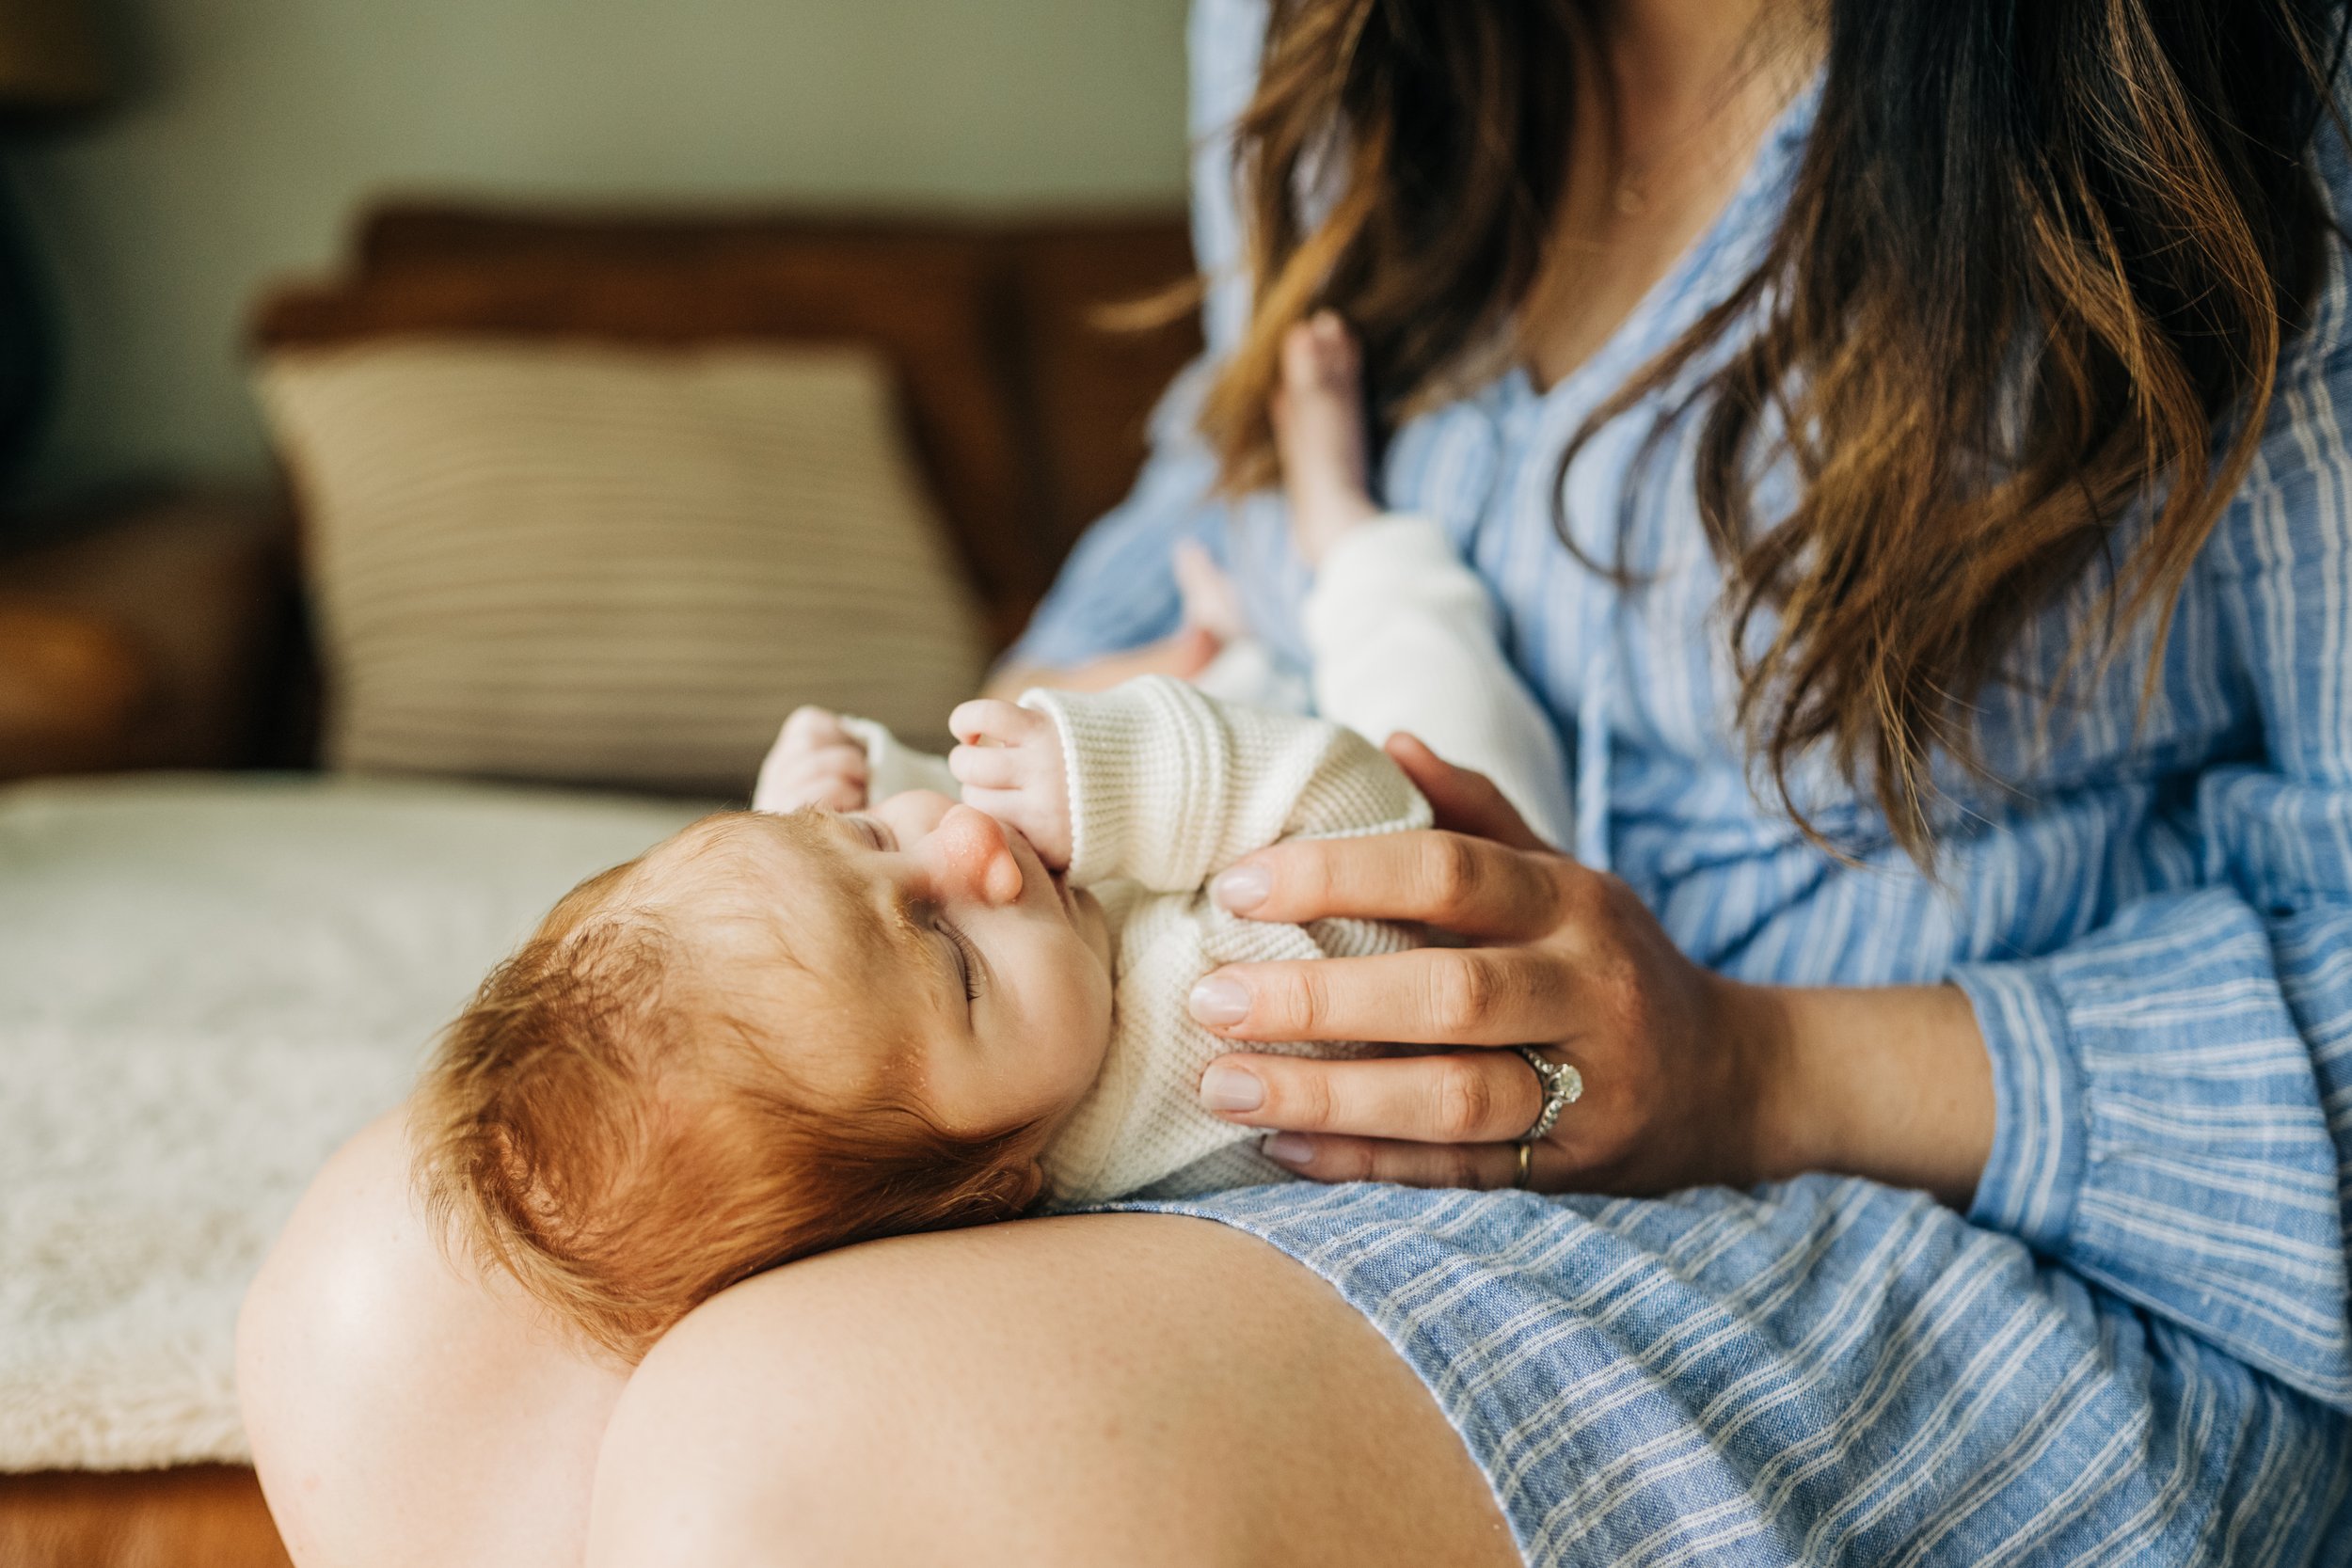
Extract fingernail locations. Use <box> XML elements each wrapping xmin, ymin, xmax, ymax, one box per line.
<box><xmin>1262</xmin><ymin>1132</ymin><xmax>1314</xmax><ymax>1165</ymax></box>
<box><xmin>1199</xmin><ymin>1062</ymin><xmax>1263</xmax><ymax>1112</ymax></box>
<box><xmin>1211</xmin><ymin>865</ymin><xmax>1271</xmax><ymax>911</ymax></box>
<box><xmin>1188</xmin><ymin>975</ymin><xmax>1252</xmax><ymax>1028</ymax></box>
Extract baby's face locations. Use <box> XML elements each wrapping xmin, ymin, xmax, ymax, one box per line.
<box><xmin>635</xmin><ymin>793</ymin><xmax>1116</xmax><ymax>1140</ymax></box>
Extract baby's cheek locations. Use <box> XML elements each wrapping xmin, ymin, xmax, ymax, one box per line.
<box><xmin>1048</xmin><ymin>948</ymin><xmax>1118</xmax><ymax>1095</ymax></box>
<box><xmin>1072</xmin><ymin>890</ymin><xmax>1114</xmax><ymax>973</ymax></box>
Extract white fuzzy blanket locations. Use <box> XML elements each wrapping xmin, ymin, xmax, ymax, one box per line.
<box><xmin>0</xmin><ymin>774</ymin><xmax>701</xmax><ymax>1471</ymax></box>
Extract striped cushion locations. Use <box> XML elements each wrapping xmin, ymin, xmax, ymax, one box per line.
<box><xmin>260</xmin><ymin>340</ymin><xmax>986</xmax><ymax>793</ymax></box>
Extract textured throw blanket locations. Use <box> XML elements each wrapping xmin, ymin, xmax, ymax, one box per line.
<box><xmin>0</xmin><ymin>775</ymin><xmax>700</xmax><ymax>1469</ymax></box>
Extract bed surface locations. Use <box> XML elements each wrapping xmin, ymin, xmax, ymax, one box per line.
<box><xmin>0</xmin><ymin>773</ymin><xmax>703</xmax><ymax>1475</ymax></box>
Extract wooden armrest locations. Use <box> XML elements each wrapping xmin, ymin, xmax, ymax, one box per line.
<box><xmin>0</xmin><ymin>607</ymin><xmax>148</xmax><ymax>763</ymax></box>
<box><xmin>0</xmin><ymin>493</ymin><xmax>296</xmax><ymax>781</ymax></box>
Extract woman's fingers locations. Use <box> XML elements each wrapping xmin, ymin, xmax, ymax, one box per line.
<box><xmin>1211</xmin><ymin>830</ymin><xmax>1566</xmax><ymax>939</ymax></box>
<box><xmin>1198</xmin><ymin>1047</ymin><xmax>1548</xmax><ymax>1144</ymax></box>
<box><xmin>1259</xmin><ymin>1132</ymin><xmax>1536</xmax><ymax>1190</ymax></box>
<box><xmin>1190</xmin><ymin>946</ymin><xmax>1573</xmax><ymax>1046</ymax></box>
<box><xmin>1381</xmin><ymin>733</ymin><xmax>1551</xmax><ymax>852</ymax></box>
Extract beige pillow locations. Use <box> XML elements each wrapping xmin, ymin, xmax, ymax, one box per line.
<box><xmin>260</xmin><ymin>340</ymin><xmax>987</xmax><ymax>794</ymax></box>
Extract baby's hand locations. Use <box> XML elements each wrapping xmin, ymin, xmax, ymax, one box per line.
<box><xmin>753</xmin><ymin>706</ymin><xmax>868</xmax><ymax>813</ymax></box>
<box><xmin>948</xmin><ymin>700</ymin><xmax>1073</xmax><ymax>868</ymax></box>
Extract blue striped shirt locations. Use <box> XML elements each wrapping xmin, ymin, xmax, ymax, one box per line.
<box><xmin>1026</xmin><ymin>4</ymin><xmax>2352</xmax><ymax>1560</ymax></box>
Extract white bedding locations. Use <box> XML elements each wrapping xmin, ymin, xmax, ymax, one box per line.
<box><xmin>0</xmin><ymin>773</ymin><xmax>703</xmax><ymax>1470</ymax></box>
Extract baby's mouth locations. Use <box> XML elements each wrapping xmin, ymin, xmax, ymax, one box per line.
<box><xmin>1004</xmin><ymin>824</ymin><xmax>1081</xmax><ymax>927</ymax></box>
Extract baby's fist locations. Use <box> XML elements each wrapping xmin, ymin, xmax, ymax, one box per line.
<box><xmin>753</xmin><ymin>706</ymin><xmax>868</xmax><ymax>813</ymax></box>
<box><xmin>948</xmin><ymin>700</ymin><xmax>1073</xmax><ymax>867</ymax></box>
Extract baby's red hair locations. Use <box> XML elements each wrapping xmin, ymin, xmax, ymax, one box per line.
<box><xmin>412</xmin><ymin>846</ymin><xmax>1041</xmax><ymax>1363</ymax></box>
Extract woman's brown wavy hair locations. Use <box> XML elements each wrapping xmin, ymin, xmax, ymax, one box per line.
<box><xmin>1200</xmin><ymin>0</ymin><xmax>2350</xmax><ymax>862</ymax></box>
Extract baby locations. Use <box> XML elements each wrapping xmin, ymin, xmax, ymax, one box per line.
<box><xmin>414</xmin><ymin>318</ymin><xmax>1572</xmax><ymax>1361</ymax></box>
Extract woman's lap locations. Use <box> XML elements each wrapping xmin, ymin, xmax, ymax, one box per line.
<box><xmin>246</xmin><ymin>1117</ymin><xmax>2347</xmax><ymax>1566</ymax></box>
<box><xmin>588</xmin><ymin>1211</ymin><xmax>1519</xmax><ymax>1567</ymax></box>
<box><xmin>1129</xmin><ymin>1179</ymin><xmax>2352</xmax><ymax>1566</ymax></box>
<box><xmin>245</xmin><ymin>1114</ymin><xmax>1516</xmax><ymax>1568</ymax></box>
<box><xmin>240</xmin><ymin>1112</ymin><xmax>631</xmax><ymax>1568</ymax></box>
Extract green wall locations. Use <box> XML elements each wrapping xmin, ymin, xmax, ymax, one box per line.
<box><xmin>14</xmin><ymin>0</ymin><xmax>1193</xmax><ymax>498</ymax></box>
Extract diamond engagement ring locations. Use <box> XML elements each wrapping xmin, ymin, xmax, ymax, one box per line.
<box><xmin>1513</xmin><ymin>1047</ymin><xmax>1583</xmax><ymax>1143</ymax></box>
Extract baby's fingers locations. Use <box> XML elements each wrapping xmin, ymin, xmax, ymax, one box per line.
<box><xmin>755</xmin><ymin>732</ymin><xmax>867</xmax><ymax>813</ymax></box>
<box><xmin>789</xmin><ymin>742</ymin><xmax>868</xmax><ymax>782</ymax></box>
<box><xmin>949</xmin><ymin>743</ymin><xmax>1025</xmax><ymax>790</ymax></box>
<box><xmin>957</xmin><ymin>784</ymin><xmax>1027</xmax><ymax>819</ymax></box>
<box><xmin>798</xmin><ymin>778</ymin><xmax>867</xmax><ymax>813</ymax></box>
<box><xmin>950</xmin><ymin>698</ymin><xmax>1047</xmax><ymax>748</ymax></box>
<box><xmin>780</xmin><ymin>705</ymin><xmax>851</xmax><ymax>748</ymax></box>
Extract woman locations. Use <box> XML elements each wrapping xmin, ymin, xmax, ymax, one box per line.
<box><xmin>240</xmin><ymin>1</ymin><xmax>2352</xmax><ymax>1562</ymax></box>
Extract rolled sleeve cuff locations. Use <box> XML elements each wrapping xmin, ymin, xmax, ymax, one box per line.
<box><xmin>1949</xmin><ymin>959</ymin><xmax>2088</xmax><ymax>1256</ymax></box>
<box><xmin>1022</xmin><ymin>677</ymin><xmax>1217</xmax><ymax>891</ymax></box>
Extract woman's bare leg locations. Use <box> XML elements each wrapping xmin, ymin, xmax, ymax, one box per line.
<box><xmin>587</xmin><ymin>1212</ymin><xmax>1518</xmax><ymax>1568</ymax></box>
<box><xmin>244</xmin><ymin>1119</ymin><xmax>1516</xmax><ymax>1566</ymax></box>
<box><xmin>237</xmin><ymin>1111</ymin><xmax>628</xmax><ymax>1568</ymax></box>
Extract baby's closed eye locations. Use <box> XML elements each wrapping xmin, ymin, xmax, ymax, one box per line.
<box><xmin>936</xmin><ymin>919</ymin><xmax>983</xmax><ymax>1002</ymax></box>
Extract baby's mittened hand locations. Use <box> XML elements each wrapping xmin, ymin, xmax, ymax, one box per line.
<box><xmin>753</xmin><ymin>706</ymin><xmax>869</xmax><ymax>813</ymax></box>
<box><xmin>948</xmin><ymin>700</ymin><xmax>1073</xmax><ymax>868</ymax></box>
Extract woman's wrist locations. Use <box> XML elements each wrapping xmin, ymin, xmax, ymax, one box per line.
<box><xmin>1723</xmin><ymin>978</ymin><xmax>1994</xmax><ymax>1208</ymax></box>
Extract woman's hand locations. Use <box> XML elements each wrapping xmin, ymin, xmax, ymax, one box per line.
<box><xmin>1190</xmin><ymin>736</ymin><xmax>1994</xmax><ymax>1202</ymax></box>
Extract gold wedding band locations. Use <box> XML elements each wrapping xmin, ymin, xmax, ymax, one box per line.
<box><xmin>1512</xmin><ymin>1141</ymin><xmax>1534</xmax><ymax>1190</ymax></box>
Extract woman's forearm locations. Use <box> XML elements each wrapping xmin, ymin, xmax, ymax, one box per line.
<box><xmin>981</xmin><ymin>660</ymin><xmax>1049</xmax><ymax>703</ymax></box>
<box><xmin>1727</xmin><ymin>980</ymin><xmax>1994</xmax><ymax>1208</ymax></box>
<box><xmin>983</xmin><ymin>627</ymin><xmax>1223</xmax><ymax>705</ymax></box>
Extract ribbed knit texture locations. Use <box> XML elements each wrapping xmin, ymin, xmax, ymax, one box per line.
<box><xmin>1304</xmin><ymin>514</ymin><xmax>1575</xmax><ymax>848</ymax></box>
<box><xmin>907</xmin><ymin>676</ymin><xmax>1435</xmax><ymax>1202</ymax></box>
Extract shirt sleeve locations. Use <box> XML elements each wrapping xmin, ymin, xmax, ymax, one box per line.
<box><xmin>1001</xmin><ymin>364</ymin><xmax>1233</xmax><ymax>671</ymax></box>
<box><xmin>1022</xmin><ymin>675</ymin><xmax>1431</xmax><ymax>893</ymax></box>
<box><xmin>1949</xmin><ymin>316</ymin><xmax>2352</xmax><ymax>1413</ymax></box>
<box><xmin>1000</xmin><ymin>0</ymin><xmax>1266</xmax><ymax>673</ymax></box>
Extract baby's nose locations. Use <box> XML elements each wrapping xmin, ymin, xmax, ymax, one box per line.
<box><xmin>931</xmin><ymin>804</ymin><xmax>1024</xmax><ymax>907</ymax></box>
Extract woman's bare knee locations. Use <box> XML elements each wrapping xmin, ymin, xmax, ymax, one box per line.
<box><xmin>239</xmin><ymin>1109</ymin><xmax>626</xmax><ymax>1568</ymax></box>
<box><xmin>587</xmin><ymin>1213</ymin><xmax>1514</xmax><ymax>1568</ymax></box>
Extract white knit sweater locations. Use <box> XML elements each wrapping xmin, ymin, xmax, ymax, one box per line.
<box><xmin>848</xmin><ymin>675</ymin><xmax>1430</xmax><ymax>1203</ymax></box>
